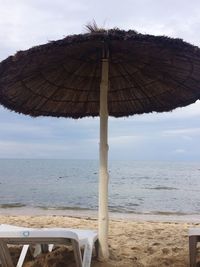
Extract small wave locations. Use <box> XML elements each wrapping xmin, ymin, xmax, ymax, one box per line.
<box><xmin>151</xmin><ymin>211</ymin><xmax>189</xmax><ymax>216</ymax></box>
<box><xmin>138</xmin><ymin>176</ymin><xmax>151</xmax><ymax>180</ymax></box>
<box><xmin>109</xmin><ymin>205</ymin><xmax>138</xmax><ymax>213</ymax></box>
<box><xmin>147</xmin><ymin>186</ymin><xmax>178</xmax><ymax>190</ymax></box>
<box><xmin>36</xmin><ymin>205</ymin><xmax>92</xmax><ymax>211</ymax></box>
<box><xmin>0</xmin><ymin>203</ymin><xmax>26</xmax><ymax>208</ymax></box>
<box><xmin>58</xmin><ymin>175</ymin><xmax>69</xmax><ymax>179</ymax></box>
<box><xmin>126</xmin><ymin>203</ymin><xmax>140</xmax><ymax>207</ymax></box>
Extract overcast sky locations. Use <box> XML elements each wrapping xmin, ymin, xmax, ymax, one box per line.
<box><xmin>0</xmin><ymin>0</ymin><xmax>199</xmax><ymax>161</ymax></box>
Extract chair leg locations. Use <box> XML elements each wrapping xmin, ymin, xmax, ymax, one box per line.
<box><xmin>94</xmin><ymin>240</ymin><xmax>99</xmax><ymax>258</ymax></box>
<box><xmin>189</xmin><ymin>236</ymin><xmax>197</xmax><ymax>267</ymax></box>
<box><xmin>48</xmin><ymin>244</ymin><xmax>54</xmax><ymax>252</ymax></box>
<box><xmin>0</xmin><ymin>241</ymin><xmax>15</xmax><ymax>267</ymax></box>
<box><xmin>16</xmin><ymin>245</ymin><xmax>29</xmax><ymax>267</ymax></box>
<box><xmin>72</xmin><ymin>240</ymin><xmax>82</xmax><ymax>267</ymax></box>
<box><xmin>82</xmin><ymin>238</ymin><xmax>96</xmax><ymax>267</ymax></box>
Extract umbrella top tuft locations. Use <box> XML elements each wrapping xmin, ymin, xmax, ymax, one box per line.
<box><xmin>85</xmin><ymin>21</ymin><xmax>108</xmax><ymax>33</ymax></box>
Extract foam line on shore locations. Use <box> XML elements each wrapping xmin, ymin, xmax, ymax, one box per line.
<box><xmin>1</xmin><ymin>206</ymin><xmax>200</xmax><ymax>223</ymax></box>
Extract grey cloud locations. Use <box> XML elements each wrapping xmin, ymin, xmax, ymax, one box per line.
<box><xmin>163</xmin><ymin>128</ymin><xmax>200</xmax><ymax>136</ymax></box>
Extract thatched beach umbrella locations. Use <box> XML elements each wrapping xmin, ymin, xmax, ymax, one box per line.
<box><xmin>0</xmin><ymin>26</ymin><xmax>200</xmax><ymax>260</ymax></box>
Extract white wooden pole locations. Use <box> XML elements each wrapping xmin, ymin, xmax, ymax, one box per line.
<box><xmin>98</xmin><ymin>57</ymin><xmax>109</xmax><ymax>260</ymax></box>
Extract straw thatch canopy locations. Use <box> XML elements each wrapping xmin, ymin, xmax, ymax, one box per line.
<box><xmin>0</xmin><ymin>29</ymin><xmax>200</xmax><ymax>118</ymax></box>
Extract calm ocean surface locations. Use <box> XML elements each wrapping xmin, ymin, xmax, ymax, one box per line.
<box><xmin>0</xmin><ymin>159</ymin><xmax>200</xmax><ymax>215</ymax></box>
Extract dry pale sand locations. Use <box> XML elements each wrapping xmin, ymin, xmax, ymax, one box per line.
<box><xmin>0</xmin><ymin>215</ymin><xmax>199</xmax><ymax>267</ymax></box>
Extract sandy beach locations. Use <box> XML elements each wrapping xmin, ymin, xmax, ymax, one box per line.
<box><xmin>0</xmin><ymin>215</ymin><xmax>198</xmax><ymax>267</ymax></box>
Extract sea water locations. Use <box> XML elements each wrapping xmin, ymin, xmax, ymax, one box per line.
<box><xmin>0</xmin><ymin>159</ymin><xmax>199</xmax><ymax>215</ymax></box>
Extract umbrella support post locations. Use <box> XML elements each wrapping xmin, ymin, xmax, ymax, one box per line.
<box><xmin>98</xmin><ymin>58</ymin><xmax>109</xmax><ymax>261</ymax></box>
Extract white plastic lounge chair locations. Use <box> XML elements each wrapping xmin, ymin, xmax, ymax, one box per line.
<box><xmin>188</xmin><ymin>227</ymin><xmax>200</xmax><ymax>267</ymax></box>
<box><xmin>0</xmin><ymin>224</ymin><xmax>98</xmax><ymax>267</ymax></box>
